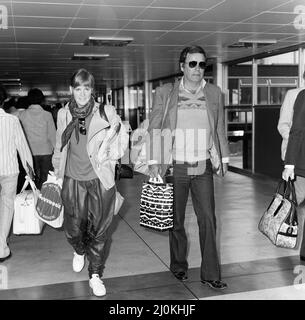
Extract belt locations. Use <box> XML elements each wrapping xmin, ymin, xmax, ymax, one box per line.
<box><xmin>173</xmin><ymin>160</ymin><xmax>200</xmax><ymax>167</ymax></box>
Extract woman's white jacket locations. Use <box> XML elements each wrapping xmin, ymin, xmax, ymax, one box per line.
<box><xmin>52</xmin><ymin>103</ymin><xmax>129</xmax><ymax>190</ymax></box>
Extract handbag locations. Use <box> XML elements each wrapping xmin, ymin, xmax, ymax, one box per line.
<box><xmin>35</xmin><ymin>171</ymin><xmax>64</xmax><ymax>228</ymax></box>
<box><xmin>13</xmin><ymin>176</ymin><xmax>44</xmax><ymax>235</ymax></box>
<box><xmin>140</xmin><ymin>175</ymin><xmax>173</xmax><ymax>231</ymax></box>
<box><xmin>115</xmin><ymin>159</ymin><xmax>134</xmax><ymax>180</ymax></box>
<box><xmin>258</xmin><ymin>178</ymin><xmax>298</xmax><ymax>249</ymax></box>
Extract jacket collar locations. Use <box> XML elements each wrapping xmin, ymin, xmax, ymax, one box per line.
<box><xmin>64</xmin><ymin>102</ymin><xmax>110</xmax><ymax>142</ymax></box>
<box><xmin>180</xmin><ymin>77</ymin><xmax>207</xmax><ymax>94</ymax></box>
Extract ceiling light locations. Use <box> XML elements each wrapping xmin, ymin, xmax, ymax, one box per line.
<box><xmin>0</xmin><ymin>78</ymin><xmax>21</xmax><ymax>82</ymax></box>
<box><xmin>72</xmin><ymin>53</ymin><xmax>109</xmax><ymax>61</ymax></box>
<box><xmin>84</xmin><ymin>36</ymin><xmax>134</xmax><ymax>47</ymax></box>
<box><xmin>239</xmin><ymin>38</ymin><xmax>277</xmax><ymax>44</ymax></box>
<box><xmin>228</xmin><ymin>38</ymin><xmax>277</xmax><ymax>49</ymax></box>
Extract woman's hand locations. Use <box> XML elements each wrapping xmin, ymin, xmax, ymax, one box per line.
<box><xmin>282</xmin><ymin>167</ymin><xmax>294</xmax><ymax>181</ymax></box>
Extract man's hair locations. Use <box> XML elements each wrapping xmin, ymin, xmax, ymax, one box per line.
<box><xmin>179</xmin><ymin>45</ymin><xmax>207</xmax><ymax>64</ymax></box>
<box><xmin>70</xmin><ymin>68</ymin><xmax>95</xmax><ymax>90</ymax></box>
<box><xmin>16</xmin><ymin>96</ymin><xmax>29</xmax><ymax>109</ymax></box>
<box><xmin>28</xmin><ymin>88</ymin><xmax>45</xmax><ymax>105</ymax></box>
<box><xmin>0</xmin><ymin>84</ymin><xmax>7</xmax><ymax>106</ymax></box>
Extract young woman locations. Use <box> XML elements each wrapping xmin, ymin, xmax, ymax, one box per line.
<box><xmin>52</xmin><ymin>69</ymin><xmax>129</xmax><ymax>296</ymax></box>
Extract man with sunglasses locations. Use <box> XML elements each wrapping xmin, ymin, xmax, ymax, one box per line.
<box><xmin>147</xmin><ymin>45</ymin><xmax>229</xmax><ymax>290</ymax></box>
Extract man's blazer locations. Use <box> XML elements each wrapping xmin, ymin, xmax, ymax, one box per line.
<box><xmin>147</xmin><ymin>79</ymin><xmax>229</xmax><ymax>177</ymax></box>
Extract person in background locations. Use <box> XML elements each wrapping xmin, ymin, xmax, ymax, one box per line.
<box><xmin>278</xmin><ymin>71</ymin><xmax>305</xmax><ymax>261</ymax></box>
<box><xmin>13</xmin><ymin>96</ymin><xmax>30</xmax><ymax>193</ymax></box>
<box><xmin>13</xmin><ymin>96</ymin><xmax>29</xmax><ymax>118</ymax></box>
<box><xmin>3</xmin><ymin>97</ymin><xmax>17</xmax><ymax>114</ymax></box>
<box><xmin>0</xmin><ymin>84</ymin><xmax>34</xmax><ymax>262</ymax></box>
<box><xmin>52</xmin><ymin>69</ymin><xmax>129</xmax><ymax>297</ymax></box>
<box><xmin>147</xmin><ymin>45</ymin><xmax>229</xmax><ymax>290</ymax></box>
<box><xmin>19</xmin><ymin>88</ymin><xmax>56</xmax><ymax>190</ymax></box>
<box><xmin>51</xmin><ymin>102</ymin><xmax>62</xmax><ymax>128</ymax></box>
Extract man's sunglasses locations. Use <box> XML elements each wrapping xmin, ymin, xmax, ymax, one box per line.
<box><xmin>187</xmin><ymin>61</ymin><xmax>207</xmax><ymax>69</ymax></box>
<box><xmin>78</xmin><ymin>118</ymin><xmax>86</xmax><ymax>135</ymax></box>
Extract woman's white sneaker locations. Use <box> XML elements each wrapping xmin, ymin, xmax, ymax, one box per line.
<box><xmin>72</xmin><ymin>252</ymin><xmax>85</xmax><ymax>272</ymax></box>
<box><xmin>89</xmin><ymin>274</ymin><xmax>106</xmax><ymax>297</ymax></box>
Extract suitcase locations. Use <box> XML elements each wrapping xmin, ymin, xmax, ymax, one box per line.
<box><xmin>13</xmin><ymin>177</ymin><xmax>44</xmax><ymax>235</ymax></box>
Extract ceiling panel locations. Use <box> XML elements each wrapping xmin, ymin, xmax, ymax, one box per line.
<box><xmin>223</xmin><ymin>23</ymin><xmax>286</xmax><ymax>33</ymax></box>
<box><xmin>12</xmin><ymin>2</ymin><xmax>79</xmax><ymax>17</ymax></box>
<box><xmin>115</xmin><ymin>30</ymin><xmax>166</xmax><ymax>45</ymax></box>
<box><xmin>15</xmin><ymin>28</ymin><xmax>67</xmax><ymax>42</ymax></box>
<box><xmin>155</xmin><ymin>31</ymin><xmax>212</xmax><ymax>46</ymax></box>
<box><xmin>239</xmin><ymin>32</ymin><xmax>298</xmax><ymax>42</ymax></box>
<box><xmin>175</xmin><ymin>21</ymin><xmax>233</xmax><ymax>32</ymax></box>
<box><xmin>268</xmin><ymin>23</ymin><xmax>305</xmax><ymax>35</ymax></box>
<box><xmin>71</xmin><ymin>18</ymin><xmax>128</xmax><ymax>29</ymax></box>
<box><xmin>13</xmin><ymin>16</ymin><xmax>73</xmax><ymax>28</ymax></box>
<box><xmin>268</xmin><ymin>0</ymin><xmax>305</xmax><ymax>13</ymax></box>
<box><xmin>123</xmin><ymin>20</ymin><xmax>181</xmax><ymax>31</ymax></box>
<box><xmin>83</xmin><ymin>0</ymin><xmax>152</xmax><ymax>6</ymax></box>
<box><xmin>192</xmin><ymin>31</ymin><xmax>259</xmax><ymax>47</ymax></box>
<box><xmin>136</xmin><ymin>7</ymin><xmax>205</xmax><ymax>21</ymax></box>
<box><xmin>192</xmin><ymin>0</ymin><xmax>289</xmax><ymax>23</ymax></box>
<box><xmin>76</xmin><ymin>5</ymin><xmax>143</xmax><ymax>20</ymax></box>
<box><xmin>151</xmin><ymin>0</ymin><xmax>224</xmax><ymax>9</ymax></box>
<box><xmin>243</xmin><ymin>12</ymin><xmax>302</xmax><ymax>24</ymax></box>
<box><xmin>0</xmin><ymin>27</ymin><xmax>15</xmax><ymax>37</ymax></box>
<box><xmin>10</xmin><ymin>0</ymin><xmax>83</xmax><ymax>3</ymax></box>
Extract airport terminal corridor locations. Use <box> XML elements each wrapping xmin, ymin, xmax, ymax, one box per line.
<box><xmin>0</xmin><ymin>171</ymin><xmax>304</xmax><ymax>300</ymax></box>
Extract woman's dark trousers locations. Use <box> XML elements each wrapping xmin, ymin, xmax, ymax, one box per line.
<box><xmin>61</xmin><ymin>176</ymin><xmax>115</xmax><ymax>277</ymax></box>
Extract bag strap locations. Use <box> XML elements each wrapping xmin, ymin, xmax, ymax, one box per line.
<box><xmin>285</xmin><ymin>179</ymin><xmax>298</xmax><ymax>226</ymax></box>
<box><xmin>276</xmin><ymin>179</ymin><xmax>288</xmax><ymax>196</ymax></box>
<box><xmin>284</xmin><ymin>178</ymin><xmax>297</xmax><ymax>204</ymax></box>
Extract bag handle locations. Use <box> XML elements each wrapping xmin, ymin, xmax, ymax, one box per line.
<box><xmin>283</xmin><ymin>178</ymin><xmax>297</xmax><ymax>204</ymax></box>
<box><xmin>283</xmin><ymin>178</ymin><xmax>298</xmax><ymax>227</ymax></box>
<box><xmin>275</xmin><ymin>179</ymin><xmax>288</xmax><ymax>196</ymax></box>
<box><xmin>149</xmin><ymin>174</ymin><xmax>164</xmax><ymax>184</ymax></box>
<box><xmin>21</xmin><ymin>175</ymin><xmax>38</xmax><ymax>194</ymax></box>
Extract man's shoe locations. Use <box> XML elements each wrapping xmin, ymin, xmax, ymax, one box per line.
<box><xmin>300</xmin><ymin>256</ymin><xmax>305</xmax><ymax>262</ymax></box>
<box><xmin>174</xmin><ymin>271</ymin><xmax>188</xmax><ymax>281</ymax></box>
<box><xmin>201</xmin><ymin>280</ymin><xmax>227</xmax><ymax>290</ymax></box>
<box><xmin>89</xmin><ymin>274</ymin><xmax>106</xmax><ymax>297</ymax></box>
<box><xmin>72</xmin><ymin>252</ymin><xmax>85</xmax><ymax>272</ymax></box>
<box><xmin>0</xmin><ymin>252</ymin><xmax>11</xmax><ymax>263</ymax></box>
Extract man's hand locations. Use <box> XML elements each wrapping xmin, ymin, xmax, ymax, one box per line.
<box><xmin>148</xmin><ymin>164</ymin><xmax>160</xmax><ymax>179</ymax></box>
<box><xmin>282</xmin><ymin>167</ymin><xmax>294</xmax><ymax>181</ymax></box>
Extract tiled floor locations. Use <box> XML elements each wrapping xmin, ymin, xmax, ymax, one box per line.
<box><xmin>0</xmin><ymin>171</ymin><xmax>305</xmax><ymax>300</ymax></box>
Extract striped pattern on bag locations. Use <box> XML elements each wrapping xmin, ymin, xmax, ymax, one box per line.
<box><xmin>140</xmin><ymin>181</ymin><xmax>173</xmax><ymax>231</ymax></box>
